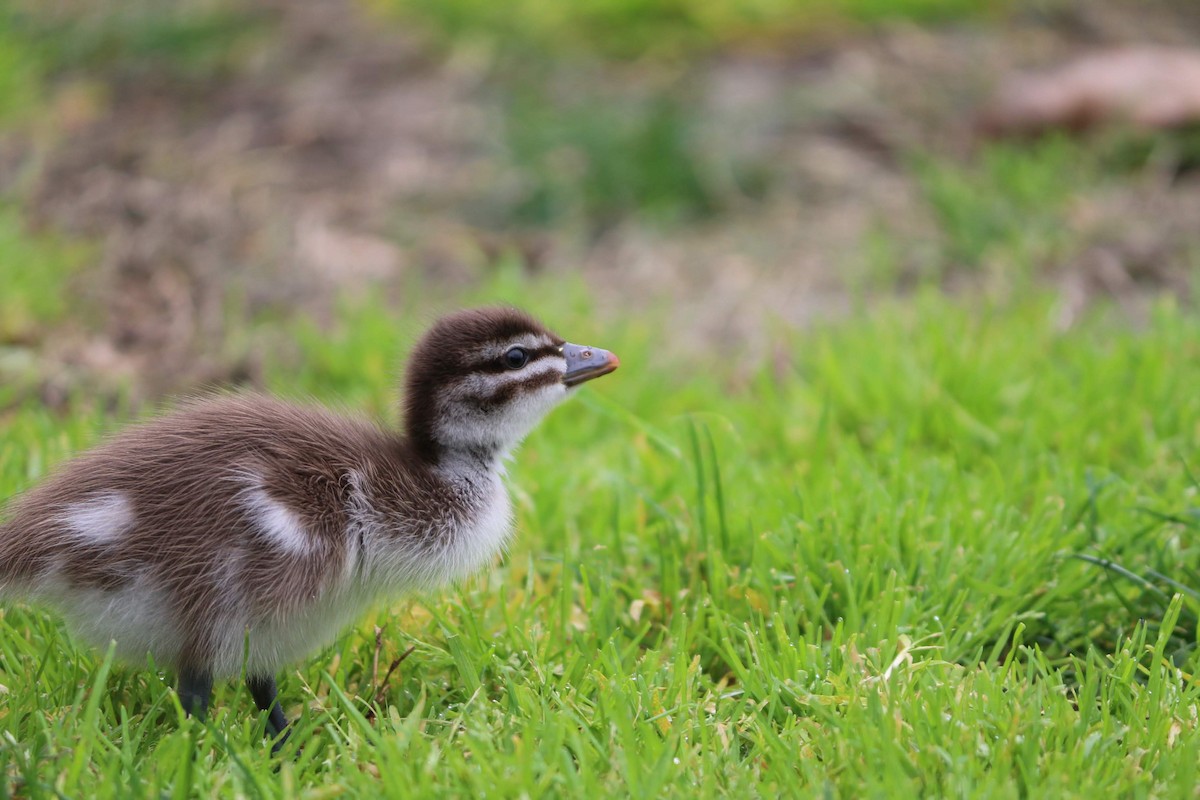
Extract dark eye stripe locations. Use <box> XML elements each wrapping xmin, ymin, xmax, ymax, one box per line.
<box><xmin>469</xmin><ymin>368</ymin><xmax>563</xmax><ymax>411</ymax></box>
<box><xmin>470</xmin><ymin>343</ymin><xmax>563</xmax><ymax>375</ymax></box>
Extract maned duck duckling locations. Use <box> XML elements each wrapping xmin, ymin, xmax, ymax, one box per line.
<box><xmin>0</xmin><ymin>307</ymin><xmax>618</xmax><ymax>748</ymax></box>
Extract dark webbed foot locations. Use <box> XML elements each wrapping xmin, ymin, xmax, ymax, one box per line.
<box><xmin>177</xmin><ymin>668</ymin><xmax>214</xmax><ymax>721</ymax></box>
<box><xmin>247</xmin><ymin>674</ymin><xmax>291</xmax><ymax>754</ymax></box>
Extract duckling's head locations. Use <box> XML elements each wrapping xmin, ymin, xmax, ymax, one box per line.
<box><xmin>403</xmin><ymin>308</ymin><xmax>619</xmax><ymax>464</ymax></box>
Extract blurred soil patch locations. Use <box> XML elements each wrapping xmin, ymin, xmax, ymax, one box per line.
<box><xmin>3</xmin><ymin>0</ymin><xmax>1200</xmax><ymax>402</ymax></box>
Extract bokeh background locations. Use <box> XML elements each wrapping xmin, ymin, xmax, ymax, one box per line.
<box><xmin>2</xmin><ymin>0</ymin><xmax>1199</xmax><ymax>406</ymax></box>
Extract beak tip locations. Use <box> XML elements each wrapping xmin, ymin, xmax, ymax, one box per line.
<box><xmin>562</xmin><ymin>343</ymin><xmax>620</xmax><ymax>386</ymax></box>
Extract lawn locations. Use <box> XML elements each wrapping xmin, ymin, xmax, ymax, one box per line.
<box><xmin>2</xmin><ymin>0</ymin><xmax>1200</xmax><ymax>797</ymax></box>
<box><xmin>2</xmin><ymin>286</ymin><xmax>1200</xmax><ymax>797</ymax></box>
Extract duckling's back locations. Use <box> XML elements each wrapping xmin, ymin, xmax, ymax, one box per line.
<box><xmin>0</xmin><ymin>393</ymin><xmax>402</xmax><ymax>674</ymax></box>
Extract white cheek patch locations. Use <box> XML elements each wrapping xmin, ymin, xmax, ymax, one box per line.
<box><xmin>489</xmin><ymin>357</ymin><xmax>564</xmax><ymax>393</ymax></box>
<box><xmin>240</xmin><ymin>486</ymin><xmax>313</xmax><ymax>556</ymax></box>
<box><xmin>455</xmin><ymin>357</ymin><xmax>565</xmax><ymax>399</ymax></box>
<box><xmin>436</xmin><ymin>380</ymin><xmax>568</xmax><ymax>453</ymax></box>
<box><xmin>61</xmin><ymin>492</ymin><xmax>136</xmax><ymax>544</ymax></box>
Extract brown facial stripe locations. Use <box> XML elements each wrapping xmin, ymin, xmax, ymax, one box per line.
<box><xmin>470</xmin><ymin>368</ymin><xmax>563</xmax><ymax>411</ymax></box>
<box><xmin>470</xmin><ymin>343</ymin><xmax>563</xmax><ymax>375</ymax></box>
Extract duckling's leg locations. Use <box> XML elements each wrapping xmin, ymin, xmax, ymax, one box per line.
<box><xmin>177</xmin><ymin>668</ymin><xmax>213</xmax><ymax>721</ymax></box>
<box><xmin>247</xmin><ymin>673</ymin><xmax>291</xmax><ymax>752</ymax></box>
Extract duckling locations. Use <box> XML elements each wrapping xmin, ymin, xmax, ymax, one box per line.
<box><xmin>0</xmin><ymin>307</ymin><xmax>618</xmax><ymax>747</ymax></box>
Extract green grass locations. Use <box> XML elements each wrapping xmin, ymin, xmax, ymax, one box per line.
<box><xmin>0</xmin><ymin>25</ymin><xmax>49</xmax><ymax>126</ymax></box>
<box><xmin>0</xmin><ymin>205</ymin><xmax>93</xmax><ymax>411</ymax></box>
<box><xmin>914</xmin><ymin>136</ymin><xmax>1088</xmax><ymax>275</ymax></box>
<box><xmin>489</xmin><ymin>84</ymin><xmax>752</xmax><ymax>230</ymax></box>
<box><xmin>2</xmin><ymin>286</ymin><xmax>1200</xmax><ymax>796</ymax></box>
<box><xmin>366</xmin><ymin>0</ymin><xmax>1006</xmax><ymax>61</ymax></box>
<box><xmin>1</xmin><ymin>1</ymin><xmax>268</xmax><ymax>80</ymax></box>
<box><xmin>0</xmin><ymin>206</ymin><xmax>90</xmax><ymax>340</ymax></box>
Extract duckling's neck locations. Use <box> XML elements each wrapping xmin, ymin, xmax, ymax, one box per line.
<box><xmin>350</xmin><ymin>436</ymin><xmax>512</xmax><ymax>597</ymax></box>
<box><xmin>404</xmin><ymin>415</ymin><xmax>507</xmax><ymax>483</ymax></box>
<box><xmin>431</xmin><ymin>445</ymin><xmax>507</xmax><ymax>488</ymax></box>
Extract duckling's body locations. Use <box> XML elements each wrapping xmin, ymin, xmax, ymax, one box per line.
<box><xmin>2</xmin><ymin>394</ymin><xmax>510</xmax><ymax>677</ymax></box>
<box><xmin>0</xmin><ymin>308</ymin><xmax>618</xmax><ymax>747</ymax></box>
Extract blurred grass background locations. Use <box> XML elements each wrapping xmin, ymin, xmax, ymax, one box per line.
<box><xmin>366</xmin><ymin>0</ymin><xmax>1003</xmax><ymax>59</ymax></box>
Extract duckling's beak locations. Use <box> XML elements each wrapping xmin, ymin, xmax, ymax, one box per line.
<box><xmin>562</xmin><ymin>343</ymin><xmax>620</xmax><ymax>387</ymax></box>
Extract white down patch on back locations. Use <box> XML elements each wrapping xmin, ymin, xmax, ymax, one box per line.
<box><xmin>61</xmin><ymin>492</ymin><xmax>135</xmax><ymax>544</ymax></box>
<box><xmin>239</xmin><ymin>484</ymin><xmax>313</xmax><ymax>556</ymax></box>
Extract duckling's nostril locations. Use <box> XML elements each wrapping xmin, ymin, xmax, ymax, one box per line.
<box><xmin>582</xmin><ymin>349</ymin><xmax>593</xmax><ymax>359</ymax></box>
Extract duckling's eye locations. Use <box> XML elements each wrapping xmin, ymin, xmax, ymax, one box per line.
<box><xmin>503</xmin><ymin>347</ymin><xmax>529</xmax><ymax>369</ymax></box>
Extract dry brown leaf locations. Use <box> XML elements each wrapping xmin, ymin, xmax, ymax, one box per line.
<box><xmin>981</xmin><ymin>47</ymin><xmax>1200</xmax><ymax>136</ymax></box>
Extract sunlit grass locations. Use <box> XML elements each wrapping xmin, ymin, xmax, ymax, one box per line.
<box><xmin>365</xmin><ymin>0</ymin><xmax>1007</xmax><ymax>61</ymax></box>
<box><xmin>0</xmin><ymin>205</ymin><xmax>94</xmax><ymax>412</ymax></box>
<box><xmin>0</xmin><ymin>206</ymin><xmax>92</xmax><ymax>338</ymax></box>
<box><xmin>2</xmin><ymin>285</ymin><xmax>1200</xmax><ymax>796</ymax></box>
<box><xmin>1</xmin><ymin>1</ymin><xmax>267</xmax><ymax>79</ymax></box>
